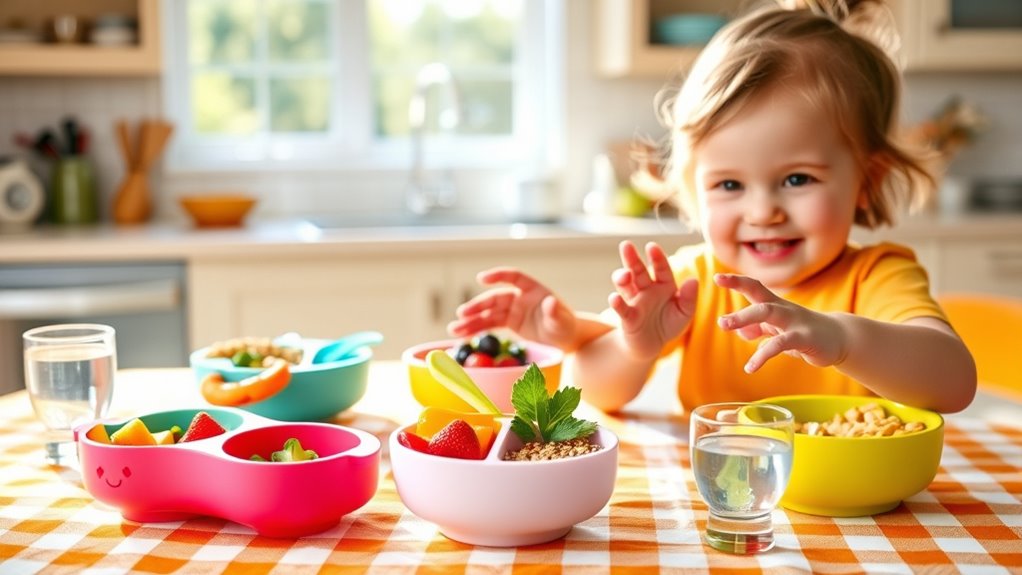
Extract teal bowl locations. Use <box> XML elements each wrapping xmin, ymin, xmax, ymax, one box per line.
<box><xmin>188</xmin><ymin>339</ymin><xmax>371</xmax><ymax>422</ymax></box>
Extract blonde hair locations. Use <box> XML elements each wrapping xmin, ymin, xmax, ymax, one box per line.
<box><xmin>657</xmin><ymin>0</ymin><xmax>935</xmax><ymax>229</ymax></box>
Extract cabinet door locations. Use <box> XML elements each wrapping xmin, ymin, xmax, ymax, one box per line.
<box><xmin>189</xmin><ymin>255</ymin><xmax>446</xmax><ymax>360</ymax></box>
<box><xmin>594</xmin><ymin>0</ymin><xmax>744</xmax><ymax>78</ymax></box>
<box><xmin>0</xmin><ymin>0</ymin><xmax>160</xmax><ymax>76</ymax></box>
<box><xmin>937</xmin><ymin>241</ymin><xmax>1022</xmax><ymax>298</ymax></box>
<box><xmin>894</xmin><ymin>0</ymin><xmax>1022</xmax><ymax>71</ymax></box>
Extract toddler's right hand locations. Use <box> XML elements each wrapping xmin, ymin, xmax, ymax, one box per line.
<box><xmin>610</xmin><ymin>241</ymin><xmax>698</xmax><ymax>360</ymax></box>
<box><xmin>447</xmin><ymin>268</ymin><xmax>578</xmax><ymax>349</ymax></box>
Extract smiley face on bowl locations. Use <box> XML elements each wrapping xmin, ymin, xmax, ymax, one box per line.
<box><xmin>189</xmin><ymin>338</ymin><xmax>372</xmax><ymax>421</ymax></box>
<box><xmin>402</xmin><ymin>338</ymin><xmax>563</xmax><ymax>413</ymax></box>
<box><xmin>389</xmin><ymin>418</ymin><xmax>618</xmax><ymax>547</ymax></box>
<box><xmin>757</xmin><ymin>395</ymin><xmax>944</xmax><ymax>517</ymax></box>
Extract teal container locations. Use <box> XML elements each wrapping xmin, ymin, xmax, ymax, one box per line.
<box><xmin>189</xmin><ymin>340</ymin><xmax>373</xmax><ymax>422</ymax></box>
<box><xmin>51</xmin><ymin>156</ymin><xmax>98</xmax><ymax>224</ymax></box>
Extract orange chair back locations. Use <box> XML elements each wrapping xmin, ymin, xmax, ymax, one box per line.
<box><xmin>939</xmin><ymin>293</ymin><xmax>1022</xmax><ymax>397</ymax></box>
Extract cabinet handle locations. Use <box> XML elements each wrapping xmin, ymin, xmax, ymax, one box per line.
<box><xmin>430</xmin><ymin>290</ymin><xmax>443</xmax><ymax>323</ymax></box>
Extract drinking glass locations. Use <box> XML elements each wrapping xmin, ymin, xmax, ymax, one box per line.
<box><xmin>690</xmin><ymin>402</ymin><xmax>794</xmax><ymax>554</ymax></box>
<box><xmin>23</xmin><ymin>324</ymin><xmax>116</xmax><ymax>465</ymax></box>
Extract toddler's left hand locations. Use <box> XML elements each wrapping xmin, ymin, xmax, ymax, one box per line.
<box><xmin>714</xmin><ymin>273</ymin><xmax>849</xmax><ymax>373</ymax></box>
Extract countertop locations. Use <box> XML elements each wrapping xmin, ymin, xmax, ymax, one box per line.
<box><xmin>1</xmin><ymin>211</ymin><xmax>1021</xmax><ymax>264</ymax></box>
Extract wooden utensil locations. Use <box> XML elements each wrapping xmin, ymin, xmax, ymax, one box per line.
<box><xmin>112</xmin><ymin>118</ymin><xmax>174</xmax><ymax>225</ymax></box>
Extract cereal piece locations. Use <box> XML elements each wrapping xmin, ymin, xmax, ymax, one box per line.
<box><xmin>503</xmin><ymin>437</ymin><xmax>602</xmax><ymax>461</ymax></box>
<box><xmin>795</xmin><ymin>404</ymin><xmax>926</xmax><ymax>437</ymax></box>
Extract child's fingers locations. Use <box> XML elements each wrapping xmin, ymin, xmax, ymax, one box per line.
<box><xmin>612</xmin><ymin>268</ymin><xmax>639</xmax><ymax>300</ymax></box>
<box><xmin>718</xmin><ymin>302</ymin><xmax>791</xmax><ymax>332</ymax></box>
<box><xmin>714</xmin><ymin>273</ymin><xmax>778</xmax><ymax>304</ymax></box>
<box><xmin>477</xmin><ymin>267</ymin><xmax>543</xmax><ymax>293</ymax></box>
<box><xmin>619</xmin><ymin>241</ymin><xmax>652</xmax><ymax>288</ymax></box>
<box><xmin>447</xmin><ymin>314</ymin><xmax>505</xmax><ymax>337</ymax></box>
<box><xmin>644</xmin><ymin>242</ymin><xmax>675</xmax><ymax>285</ymax></box>
<box><xmin>743</xmin><ymin>331</ymin><xmax>805</xmax><ymax>373</ymax></box>
<box><xmin>455</xmin><ymin>288</ymin><xmax>516</xmax><ymax>318</ymax></box>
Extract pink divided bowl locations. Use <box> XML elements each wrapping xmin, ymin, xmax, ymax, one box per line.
<box><xmin>389</xmin><ymin>418</ymin><xmax>618</xmax><ymax>547</ymax></box>
<box><xmin>75</xmin><ymin>408</ymin><xmax>380</xmax><ymax>538</ymax></box>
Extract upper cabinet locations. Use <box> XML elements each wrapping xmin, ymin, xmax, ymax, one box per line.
<box><xmin>594</xmin><ymin>0</ymin><xmax>744</xmax><ymax>79</ymax></box>
<box><xmin>596</xmin><ymin>0</ymin><xmax>1022</xmax><ymax>79</ymax></box>
<box><xmin>0</xmin><ymin>0</ymin><xmax>159</xmax><ymax>76</ymax></box>
<box><xmin>892</xmin><ymin>0</ymin><xmax>1022</xmax><ymax>71</ymax></box>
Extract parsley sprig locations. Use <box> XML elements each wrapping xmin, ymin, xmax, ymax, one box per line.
<box><xmin>510</xmin><ymin>364</ymin><xmax>598</xmax><ymax>443</ymax></box>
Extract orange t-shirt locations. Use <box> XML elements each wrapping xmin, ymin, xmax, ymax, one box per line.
<box><xmin>663</xmin><ymin>242</ymin><xmax>947</xmax><ymax>411</ymax></box>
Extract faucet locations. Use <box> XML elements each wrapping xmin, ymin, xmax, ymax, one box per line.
<box><xmin>407</xmin><ymin>62</ymin><xmax>461</xmax><ymax>215</ymax></box>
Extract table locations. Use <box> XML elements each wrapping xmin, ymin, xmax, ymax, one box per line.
<box><xmin>1</xmin><ymin>361</ymin><xmax>1020</xmax><ymax>574</ymax></box>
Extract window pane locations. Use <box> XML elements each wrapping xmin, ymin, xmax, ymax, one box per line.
<box><xmin>192</xmin><ymin>73</ymin><xmax>259</xmax><ymax>134</ymax></box>
<box><xmin>270</xmin><ymin>77</ymin><xmax>332</xmax><ymax>132</ymax></box>
<box><xmin>368</xmin><ymin>0</ymin><xmax>520</xmax><ymax>138</ymax></box>
<box><xmin>268</xmin><ymin>0</ymin><xmax>331</xmax><ymax>62</ymax></box>
<box><xmin>189</xmin><ymin>0</ymin><xmax>257</xmax><ymax>65</ymax></box>
<box><xmin>460</xmin><ymin>78</ymin><xmax>512</xmax><ymax>135</ymax></box>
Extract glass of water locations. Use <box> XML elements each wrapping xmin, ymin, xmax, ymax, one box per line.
<box><xmin>690</xmin><ymin>402</ymin><xmax>794</xmax><ymax>554</ymax></box>
<box><xmin>23</xmin><ymin>324</ymin><xmax>116</xmax><ymax>466</ymax></box>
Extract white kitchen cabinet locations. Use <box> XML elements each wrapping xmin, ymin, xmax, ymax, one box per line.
<box><xmin>935</xmin><ymin>241</ymin><xmax>1022</xmax><ymax>298</ymax></box>
<box><xmin>189</xmin><ymin>244</ymin><xmax>626</xmax><ymax>361</ymax></box>
<box><xmin>189</xmin><ymin>255</ymin><xmax>447</xmax><ymax>361</ymax></box>
<box><xmin>892</xmin><ymin>0</ymin><xmax>1022</xmax><ymax>71</ymax></box>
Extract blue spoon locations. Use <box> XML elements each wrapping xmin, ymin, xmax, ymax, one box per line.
<box><xmin>311</xmin><ymin>331</ymin><xmax>384</xmax><ymax>364</ymax></box>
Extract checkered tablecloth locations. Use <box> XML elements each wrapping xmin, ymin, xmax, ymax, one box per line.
<box><xmin>1</xmin><ymin>366</ymin><xmax>1020</xmax><ymax>574</ymax></box>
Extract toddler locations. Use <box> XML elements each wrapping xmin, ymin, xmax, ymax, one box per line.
<box><xmin>449</xmin><ymin>0</ymin><xmax>976</xmax><ymax>414</ymax></box>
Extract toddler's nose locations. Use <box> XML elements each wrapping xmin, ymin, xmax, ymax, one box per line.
<box><xmin>743</xmin><ymin>188</ymin><xmax>786</xmax><ymax>226</ymax></box>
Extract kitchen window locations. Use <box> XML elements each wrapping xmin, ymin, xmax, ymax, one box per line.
<box><xmin>161</xmin><ymin>0</ymin><xmax>562</xmax><ymax>174</ymax></box>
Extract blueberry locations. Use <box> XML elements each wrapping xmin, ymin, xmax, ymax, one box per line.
<box><xmin>455</xmin><ymin>343</ymin><xmax>474</xmax><ymax>365</ymax></box>
<box><xmin>477</xmin><ymin>334</ymin><xmax>502</xmax><ymax>357</ymax></box>
<box><xmin>508</xmin><ymin>342</ymin><xmax>527</xmax><ymax>363</ymax></box>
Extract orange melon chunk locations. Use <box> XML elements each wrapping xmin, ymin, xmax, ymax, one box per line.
<box><xmin>416</xmin><ymin>407</ymin><xmax>500</xmax><ymax>439</ymax></box>
<box><xmin>152</xmin><ymin>430</ymin><xmax>176</xmax><ymax>445</ymax></box>
<box><xmin>85</xmin><ymin>424</ymin><xmax>110</xmax><ymax>444</ymax></box>
<box><xmin>110</xmin><ymin>418</ymin><xmax>156</xmax><ymax>446</ymax></box>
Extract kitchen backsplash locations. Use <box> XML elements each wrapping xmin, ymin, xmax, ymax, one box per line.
<box><xmin>0</xmin><ymin>69</ymin><xmax>1020</xmax><ymax>224</ymax></box>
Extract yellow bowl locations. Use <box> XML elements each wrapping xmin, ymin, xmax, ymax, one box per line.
<box><xmin>758</xmin><ymin>395</ymin><xmax>944</xmax><ymax>517</ymax></box>
<box><xmin>179</xmin><ymin>194</ymin><xmax>257</xmax><ymax>227</ymax></box>
<box><xmin>402</xmin><ymin>339</ymin><xmax>563</xmax><ymax>413</ymax></box>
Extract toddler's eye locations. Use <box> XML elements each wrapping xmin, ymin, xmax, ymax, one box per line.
<box><xmin>783</xmin><ymin>173</ymin><xmax>813</xmax><ymax>187</ymax></box>
<box><xmin>721</xmin><ymin>180</ymin><xmax>742</xmax><ymax>191</ymax></box>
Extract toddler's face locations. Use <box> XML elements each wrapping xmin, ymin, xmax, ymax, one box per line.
<box><xmin>692</xmin><ymin>87</ymin><xmax>864</xmax><ymax>289</ymax></box>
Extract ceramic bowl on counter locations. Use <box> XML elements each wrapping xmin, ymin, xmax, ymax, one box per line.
<box><xmin>402</xmin><ymin>338</ymin><xmax>563</xmax><ymax>413</ymax></box>
<box><xmin>757</xmin><ymin>395</ymin><xmax>944</xmax><ymax>517</ymax></box>
<box><xmin>189</xmin><ymin>337</ymin><xmax>372</xmax><ymax>421</ymax></box>
<box><xmin>75</xmin><ymin>407</ymin><xmax>380</xmax><ymax>538</ymax></box>
<box><xmin>389</xmin><ymin>418</ymin><xmax>618</xmax><ymax>546</ymax></box>
<box><xmin>178</xmin><ymin>193</ymin><xmax>256</xmax><ymax>227</ymax></box>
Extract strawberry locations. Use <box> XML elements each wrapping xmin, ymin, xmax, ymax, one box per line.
<box><xmin>427</xmin><ymin>419</ymin><xmax>482</xmax><ymax>460</ymax></box>
<box><xmin>397</xmin><ymin>430</ymin><xmax>430</xmax><ymax>453</ymax></box>
<box><xmin>179</xmin><ymin>411</ymin><xmax>226</xmax><ymax>443</ymax></box>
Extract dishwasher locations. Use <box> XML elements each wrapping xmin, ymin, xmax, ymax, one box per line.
<box><xmin>0</xmin><ymin>262</ymin><xmax>189</xmax><ymax>395</ymax></box>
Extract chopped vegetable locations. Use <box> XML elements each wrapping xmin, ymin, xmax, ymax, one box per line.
<box><xmin>509</xmin><ymin>364</ymin><xmax>597</xmax><ymax>443</ymax></box>
<box><xmin>270</xmin><ymin>438</ymin><xmax>318</xmax><ymax>462</ymax></box>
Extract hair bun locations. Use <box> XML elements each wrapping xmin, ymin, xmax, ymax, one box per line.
<box><xmin>781</xmin><ymin>0</ymin><xmax>900</xmax><ymax>62</ymax></box>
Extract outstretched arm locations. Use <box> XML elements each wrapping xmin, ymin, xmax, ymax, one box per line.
<box><xmin>573</xmin><ymin>241</ymin><xmax>698</xmax><ymax>412</ymax></box>
<box><xmin>715</xmin><ymin>273</ymin><xmax>976</xmax><ymax>413</ymax></box>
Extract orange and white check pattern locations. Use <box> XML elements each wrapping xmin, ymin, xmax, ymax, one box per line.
<box><xmin>1</xmin><ymin>381</ymin><xmax>1020</xmax><ymax>574</ymax></box>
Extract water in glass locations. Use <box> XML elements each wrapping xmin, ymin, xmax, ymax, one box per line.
<box><xmin>23</xmin><ymin>324</ymin><xmax>116</xmax><ymax>465</ymax></box>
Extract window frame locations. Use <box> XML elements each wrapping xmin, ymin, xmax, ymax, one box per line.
<box><xmin>160</xmin><ymin>0</ymin><xmax>563</xmax><ymax>176</ymax></box>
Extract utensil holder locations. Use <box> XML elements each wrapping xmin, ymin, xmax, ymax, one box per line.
<box><xmin>51</xmin><ymin>156</ymin><xmax>98</xmax><ymax>224</ymax></box>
